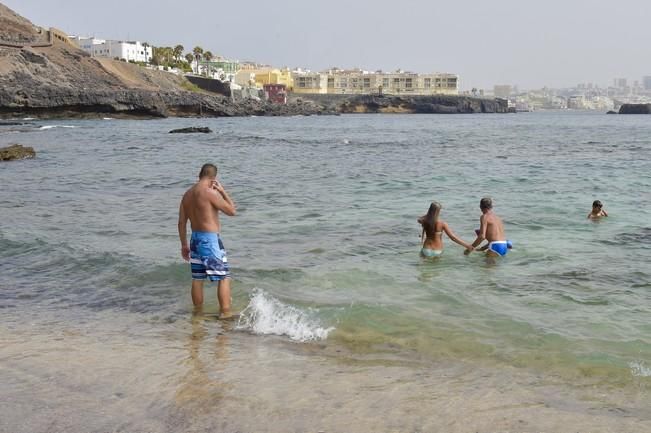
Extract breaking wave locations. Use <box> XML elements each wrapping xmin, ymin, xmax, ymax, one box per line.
<box><xmin>237</xmin><ymin>289</ymin><xmax>334</xmax><ymax>342</ymax></box>
<box><xmin>39</xmin><ymin>125</ymin><xmax>77</xmax><ymax>130</ymax></box>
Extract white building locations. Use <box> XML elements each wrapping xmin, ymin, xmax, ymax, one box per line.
<box><xmin>70</xmin><ymin>36</ymin><xmax>152</xmax><ymax>63</ymax></box>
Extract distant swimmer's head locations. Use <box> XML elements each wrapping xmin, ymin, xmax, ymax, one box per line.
<box><xmin>592</xmin><ymin>200</ymin><xmax>603</xmax><ymax>209</ymax></box>
<box><xmin>480</xmin><ymin>197</ymin><xmax>493</xmax><ymax>211</ymax></box>
<box><xmin>199</xmin><ymin>163</ymin><xmax>218</xmax><ymax>180</ymax></box>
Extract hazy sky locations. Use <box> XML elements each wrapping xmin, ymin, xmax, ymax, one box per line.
<box><xmin>5</xmin><ymin>0</ymin><xmax>651</xmax><ymax>90</ymax></box>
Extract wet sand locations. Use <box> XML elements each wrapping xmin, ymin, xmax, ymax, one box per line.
<box><xmin>2</xmin><ymin>314</ymin><xmax>649</xmax><ymax>433</ymax></box>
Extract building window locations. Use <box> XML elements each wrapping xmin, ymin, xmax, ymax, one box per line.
<box><xmin>383</xmin><ymin>78</ymin><xmax>389</xmax><ymax>87</ymax></box>
<box><xmin>363</xmin><ymin>78</ymin><xmax>370</xmax><ymax>88</ymax></box>
<box><xmin>405</xmin><ymin>78</ymin><xmax>412</xmax><ymax>88</ymax></box>
<box><xmin>424</xmin><ymin>78</ymin><xmax>431</xmax><ymax>88</ymax></box>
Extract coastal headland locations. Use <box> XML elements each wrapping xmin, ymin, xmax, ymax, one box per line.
<box><xmin>0</xmin><ymin>4</ymin><xmax>506</xmax><ymax>119</ymax></box>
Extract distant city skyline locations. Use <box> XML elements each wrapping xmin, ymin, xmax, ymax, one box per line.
<box><xmin>4</xmin><ymin>0</ymin><xmax>651</xmax><ymax>90</ymax></box>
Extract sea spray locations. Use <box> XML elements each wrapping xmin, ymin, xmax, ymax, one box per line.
<box><xmin>39</xmin><ymin>125</ymin><xmax>76</xmax><ymax>130</ymax></box>
<box><xmin>629</xmin><ymin>361</ymin><xmax>651</xmax><ymax>377</ymax></box>
<box><xmin>237</xmin><ymin>289</ymin><xmax>334</xmax><ymax>342</ymax></box>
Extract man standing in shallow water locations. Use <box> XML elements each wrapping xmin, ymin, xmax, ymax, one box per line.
<box><xmin>178</xmin><ymin>163</ymin><xmax>237</xmax><ymax>317</ymax></box>
<box><xmin>465</xmin><ymin>197</ymin><xmax>509</xmax><ymax>257</ymax></box>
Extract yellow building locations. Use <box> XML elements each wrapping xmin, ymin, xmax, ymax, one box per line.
<box><xmin>324</xmin><ymin>69</ymin><xmax>458</xmax><ymax>95</ymax></box>
<box><xmin>234</xmin><ymin>68</ymin><xmax>293</xmax><ymax>89</ymax></box>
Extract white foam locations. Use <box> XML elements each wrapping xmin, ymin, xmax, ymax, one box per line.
<box><xmin>236</xmin><ymin>289</ymin><xmax>334</xmax><ymax>342</ymax></box>
<box><xmin>629</xmin><ymin>361</ymin><xmax>651</xmax><ymax>377</ymax></box>
<box><xmin>23</xmin><ymin>117</ymin><xmax>35</xmax><ymax>120</ymax></box>
<box><xmin>39</xmin><ymin>125</ymin><xmax>76</xmax><ymax>130</ymax></box>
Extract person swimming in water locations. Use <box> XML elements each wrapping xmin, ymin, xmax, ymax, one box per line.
<box><xmin>588</xmin><ymin>200</ymin><xmax>608</xmax><ymax>219</ymax></box>
<box><xmin>418</xmin><ymin>201</ymin><xmax>473</xmax><ymax>258</ymax></box>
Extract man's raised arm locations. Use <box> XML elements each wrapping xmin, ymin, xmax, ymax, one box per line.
<box><xmin>212</xmin><ymin>183</ymin><xmax>237</xmax><ymax>216</ymax></box>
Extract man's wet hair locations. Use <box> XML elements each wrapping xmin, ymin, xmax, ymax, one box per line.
<box><xmin>480</xmin><ymin>197</ymin><xmax>493</xmax><ymax>210</ymax></box>
<box><xmin>199</xmin><ymin>163</ymin><xmax>217</xmax><ymax>178</ymax></box>
<box><xmin>593</xmin><ymin>200</ymin><xmax>602</xmax><ymax>208</ymax></box>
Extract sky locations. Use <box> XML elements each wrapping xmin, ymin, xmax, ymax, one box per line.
<box><xmin>4</xmin><ymin>0</ymin><xmax>651</xmax><ymax>90</ymax></box>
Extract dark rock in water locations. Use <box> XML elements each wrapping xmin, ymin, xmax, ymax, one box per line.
<box><xmin>169</xmin><ymin>127</ymin><xmax>212</xmax><ymax>134</ymax></box>
<box><xmin>619</xmin><ymin>104</ymin><xmax>651</xmax><ymax>114</ymax></box>
<box><xmin>606</xmin><ymin>110</ymin><xmax>618</xmax><ymax>114</ymax></box>
<box><xmin>0</xmin><ymin>144</ymin><xmax>35</xmax><ymax>160</ymax></box>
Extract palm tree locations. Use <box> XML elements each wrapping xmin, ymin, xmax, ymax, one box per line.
<box><xmin>151</xmin><ymin>46</ymin><xmax>162</xmax><ymax>65</ymax></box>
<box><xmin>192</xmin><ymin>46</ymin><xmax>203</xmax><ymax>74</ymax></box>
<box><xmin>185</xmin><ymin>53</ymin><xmax>194</xmax><ymax>64</ymax></box>
<box><xmin>173</xmin><ymin>44</ymin><xmax>184</xmax><ymax>62</ymax></box>
<box><xmin>163</xmin><ymin>46</ymin><xmax>173</xmax><ymax>66</ymax></box>
<box><xmin>203</xmin><ymin>51</ymin><xmax>213</xmax><ymax>76</ymax></box>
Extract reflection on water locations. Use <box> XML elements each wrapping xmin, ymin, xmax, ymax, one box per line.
<box><xmin>175</xmin><ymin>310</ymin><xmax>231</xmax><ymax>413</ymax></box>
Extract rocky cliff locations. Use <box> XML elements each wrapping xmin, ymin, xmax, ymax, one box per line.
<box><xmin>0</xmin><ymin>4</ymin><xmax>330</xmax><ymax>118</ymax></box>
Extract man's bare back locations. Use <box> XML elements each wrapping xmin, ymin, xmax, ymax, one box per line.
<box><xmin>181</xmin><ymin>182</ymin><xmax>225</xmax><ymax>233</ymax></box>
<box><xmin>482</xmin><ymin>211</ymin><xmax>506</xmax><ymax>243</ymax></box>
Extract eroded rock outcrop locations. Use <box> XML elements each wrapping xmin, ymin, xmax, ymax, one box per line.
<box><xmin>169</xmin><ymin>127</ymin><xmax>212</xmax><ymax>133</ymax></box>
<box><xmin>0</xmin><ymin>143</ymin><xmax>35</xmax><ymax>160</ymax></box>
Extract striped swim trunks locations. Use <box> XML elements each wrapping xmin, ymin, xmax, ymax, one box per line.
<box><xmin>190</xmin><ymin>231</ymin><xmax>231</xmax><ymax>281</ymax></box>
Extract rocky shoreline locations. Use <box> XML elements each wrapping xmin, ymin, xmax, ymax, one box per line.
<box><xmin>618</xmin><ymin>103</ymin><xmax>651</xmax><ymax>114</ymax></box>
<box><xmin>335</xmin><ymin>94</ymin><xmax>508</xmax><ymax>114</ymax></box>
<box><xmin>0</xmin><ymin>91</ymin><xmax>508</xmax><ymax>119</ymax></box>
<box><xmin>0</xmin><ymin>86</ymin><xmax>337</xmax><ymax>119</ymax></box>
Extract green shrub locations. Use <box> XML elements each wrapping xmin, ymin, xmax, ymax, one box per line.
<box><xmin>180</xmin><ymin>80</ymin><xmax>201</xmax><ymax>92</ymax></box>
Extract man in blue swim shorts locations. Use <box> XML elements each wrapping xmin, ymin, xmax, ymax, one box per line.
<box><xmin>178</xmin><ymin>163</ymin><xmax>237</xmax><ymax>317</ymax></box>
<box><xmin>465</xmin><ymin>197</ymin><xmax>509</xmax><ymax>258</ymax></box>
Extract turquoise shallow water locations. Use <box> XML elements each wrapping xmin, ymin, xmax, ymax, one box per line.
<box><xmin>1</xmin><ymin>112</ymin><xmax>650</xmax><ymax>383</ymax></box>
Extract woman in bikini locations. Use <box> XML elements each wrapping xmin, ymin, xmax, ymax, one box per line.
<box><xmin>418</xmin><ymin>201</ymin><xmax>472</xmax><ymax>257</ymax></box>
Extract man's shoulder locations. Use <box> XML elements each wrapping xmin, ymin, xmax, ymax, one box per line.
<box><xmin>181</xmin><ymin>185</ymin><xmax>195</xmax><ymax>199</ymax></box>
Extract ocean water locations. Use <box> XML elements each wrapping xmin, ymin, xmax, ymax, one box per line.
<box><xmin>1</xmin><ymin>112</ymin><xmax>650</xmax><ymax>432</ymax></box>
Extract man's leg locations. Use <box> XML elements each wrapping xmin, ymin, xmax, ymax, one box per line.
<box><xmin>191</xmin><ymin>279</ymin><xmax>205</xmax><ymax>306</ymax></box>
<box><xmin>217</xmin><ymin>278</ymin><xmax>232</xmax><ymax>317</ymax></box>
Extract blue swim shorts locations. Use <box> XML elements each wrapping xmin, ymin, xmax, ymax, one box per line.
<box><xmin>487</xmin><ymin>241</ymin><xmax>509</xmax><ymax>257</ymax></box>
<box><xmin>190</xmin><ymin>232</ymin><xmax>231</xmax><ymax>281</ymax></box>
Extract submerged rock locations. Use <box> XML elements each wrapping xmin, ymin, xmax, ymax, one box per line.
<box><xmin>169</xmin><ymin>127</ymin><xmax>212</xmax><ymax>134</ymax></box>
<box><xmin>0</xmin><ymin>144</ymin><xmax>35</xmax><ymax>160</ymax></box>
<box><xmin>606</xmin><ymin>110</ymin><xmax>618</xmax><ymax>114</ymax></box>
